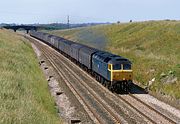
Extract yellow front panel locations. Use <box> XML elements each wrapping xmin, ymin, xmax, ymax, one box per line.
<box><xmin>112</xmin><ymin>70</ymin><xmax>133</xmax><ymax>81</ymax></box>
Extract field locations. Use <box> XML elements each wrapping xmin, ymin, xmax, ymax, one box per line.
<box><xmin>0</xmin><ymin>29</ymin><xmax>61</xmax><ymax>124</ymax></box>
<box><xmin>47</xmin><ymin>20</ymin><xmax>180</xmax><ymax>100</ymax></box>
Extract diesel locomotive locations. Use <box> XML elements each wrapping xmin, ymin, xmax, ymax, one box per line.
<box><xmin>30</xmin><ymin>31</ymin><xmax>133</xmax><ymax>91</ymax></box>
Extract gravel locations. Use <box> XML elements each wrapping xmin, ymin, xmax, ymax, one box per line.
<box><xmin>31</xmin><ymin>42</ymin><xmax>94</xmax><ymax>124</ymax></box>
<box><xmin>134</xmin><ymin>93</ymin><xmax>180</xmax><ymax>123</ymax></box>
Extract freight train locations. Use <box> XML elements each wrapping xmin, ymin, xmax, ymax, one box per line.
<box><xmin>30</xmin><ymin>31</ymin><xmax>133</xmax><ymax>91</ymax></box>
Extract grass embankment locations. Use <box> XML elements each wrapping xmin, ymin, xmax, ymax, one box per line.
<box><xmin>0</xmin><ymin>29</ymin><xmax>61</xmax><ymax>124</ymax></box>
<box><xmin>48</xmin><ymin>21</ymin><xmax>180</xmax><ymax>100</ymax></box>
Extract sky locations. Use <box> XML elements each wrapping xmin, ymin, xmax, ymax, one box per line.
<box><xmin>0</xmin><ymin>0</ymin><xmax>179</xmax><ymax>24</ymax></box>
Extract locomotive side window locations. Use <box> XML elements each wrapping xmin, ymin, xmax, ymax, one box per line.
<box><xmin>123</xmin><ymin>64</ymin><xmax>131</xmax><ymax>70</ymax></box>
<box><xmin>113</xmin><ymin>64</ymin><xmax>121</xmax><ymax>70</ymax></box>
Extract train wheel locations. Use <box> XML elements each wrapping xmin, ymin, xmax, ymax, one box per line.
<box><xmin>125</xmin><ymin>81</ymin><xmax>130</xmax><ymax>93</ymax></box>
<box><xmin>104</xmin><ymin>80</ymin><xmax>107</xmax><ymax>87</ymax></box>
<box><xmin>102</xmin><ymin>78</ymin><xmax>105</xmax><ymax>85</ymax></box>
<box><xmin>106</xmin><ymin>81</ymin><xmax>110</xmax><ymax>89</ymax></box>
<box><xmin>97</xmin><ymin>75</ymin><xmax>100</xmax><ymax>82</ymax></box>
<box><xmin>126</xmin><ymin>81</ymin><xmax>129</xmax><ymax>92</ymax></box>
<box><xmin>109</xmin><ymin>82</ymin><xmax>114</xmax><ymax>92</ymax></box>
<box><xmin>96</xmin><ymin>75</ymin><xmax>98</xmax><ymax>81</ymax></box>
<box><xmin>111</xmin><ymin>85</ymin><xmax>115</xmax><ymax>93</ymax></box>
<box><xmin>120</xmin><ymin>83</ymin><xmax>122</xmax><ymax>91</ymax></box>
<box><xmin>121</xmin><ymin>82</ymin><xmax>124</xmax><ymax>93</ymax></box>
<box><xmin>113</xmin><ymin>84</ymin><xmax>117</xmax><ymax>93</ymax></box>
<box><xmin>124</xmin><ymin>82</ymin><xmax>127</xmax><ymax>92</ymax></box>
<box><xmin>127</xmin><ymin>81</ymin><xmax>132</xmax><ymax>92</ymax></box>
<box><xmin>116</xmin><ymin>84</ymin><xmax>120</xmax><ymax>93</ymax></box>
<box><xmin>104</xmin><ymin>82</ymin><xmax>106</xmax><ymax>87</ymax></box>
<box><xmin>100</xmin><ymin>77</ymin><xmax>103</xmax><ymax>84</ymax></box>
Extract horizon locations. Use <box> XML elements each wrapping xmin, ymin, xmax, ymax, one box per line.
<box><xmin>1</xmin><ymin>19</ymin><xmax>180</xmax><ymax>25</ymax></box>
<box><xmin>0</xmin><ymin>0</ymin><xmax>180</xmax><ymax>24</ymax></box>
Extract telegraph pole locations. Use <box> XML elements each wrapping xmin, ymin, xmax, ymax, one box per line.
<box><xmin>67</xmin><ymin>15</ymin><xmax>70</xmax><ymax>29</ymax></box>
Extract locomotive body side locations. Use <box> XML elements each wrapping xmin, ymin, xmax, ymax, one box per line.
<box><xmin>92</xmin><ymin>51</ymin><xmax>111</xmax><ymax>81</ymax></box>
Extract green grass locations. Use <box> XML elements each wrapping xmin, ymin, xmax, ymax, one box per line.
<box><xmin>47</xmin><ymin>20</ymin><xmax>180</xmax><ymax>99</ymax></box>
<box><xmin>0</xmin><ymin>29</ymin><xmax>61</xmax><ymax>124</ymax></box>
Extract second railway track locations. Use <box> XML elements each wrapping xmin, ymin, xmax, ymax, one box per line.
<box><xmin>26</xmin><ymin>34</ymin><xmax>178</xmax><ymax>124</ymax></box>
<box><xmin>28</xmin><ymin>35</ymin><xmax>126</xmax><ymax>124</ymax></box>
<box><xmin>118</xmin><ymin>94</ymin><xmax>177</xmax><ymax>124</ymax></box>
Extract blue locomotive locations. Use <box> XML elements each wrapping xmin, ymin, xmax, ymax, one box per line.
<box><xmin>30</xmin><ymin>31</ymin><xmax>133</xmax><ymax>91</ymax></box>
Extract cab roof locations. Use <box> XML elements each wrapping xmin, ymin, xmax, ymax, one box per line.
<box><xmin>93</xmin><ymin>51</ymin><xmax>131</xmax><ymax>64</ymax></box>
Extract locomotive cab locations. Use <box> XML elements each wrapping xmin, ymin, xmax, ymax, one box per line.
<box><xmin>92</xmin><ymin>51</ymin><xmax>133</xmax><ymax>89</ymax></box>
<box><xmin>108</xmin><ymin>60</ymin><xmax>133</xmax><ymax>82</ymax></box>
<box><xmin>107</xmin><ymin>58</ymin><xmax>133</xmax><ymax>91</ymax></box>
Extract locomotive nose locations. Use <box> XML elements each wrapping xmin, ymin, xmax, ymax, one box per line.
<box><xmin>113</xmin><ymin>70</ymin><xmax>133</xmax><ymax>81</ymax></box>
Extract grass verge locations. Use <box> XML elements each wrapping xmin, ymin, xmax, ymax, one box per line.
<box><xmin>0</xmin><ymin>29</ymin><xmax>61</xmax><ymax>124</ymax></box>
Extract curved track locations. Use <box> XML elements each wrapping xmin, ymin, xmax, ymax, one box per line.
<box><xmin>26</xmin><ymin>34</ymin><xmax>178</xmax><ymax>124</ymax></box>
<box><xmin>28</xmin><ymin>36</ymin><xmax>125</xmax><ymax>124</ymax></box>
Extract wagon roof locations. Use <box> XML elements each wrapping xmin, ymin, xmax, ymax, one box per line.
<box><xmin>71</xmin><ymin>43</ymin><xmax>86</xmax><ymax>49</ymax></box>
<box><xmin>79</xmin><ymin>46</ymin><xmax>99</xmax><ymax>55</ymax></box>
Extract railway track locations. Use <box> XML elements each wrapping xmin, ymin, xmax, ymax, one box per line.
<box><xmin>26</xmin><ymin>34</ymin><xmax>178</xmax><ymax>124</ymax></box>
<box><xmin>118</xmin><ymin>94</ymin><xmax>177</xmax><ymax>124</ymax></box>
<box><xmin>43</xmin><ymin>48</ymin><xmax>124</xmax><ymax>124</ymax></box>
<box><xmin>28</xmin><ymin>36</ymin><xmax>126</xmax><ymax>124</ymax></box>
<box><xmin>129</xmin><ymin>94</ymin><xmax>177</xmax><ymax>124</ymax></box>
